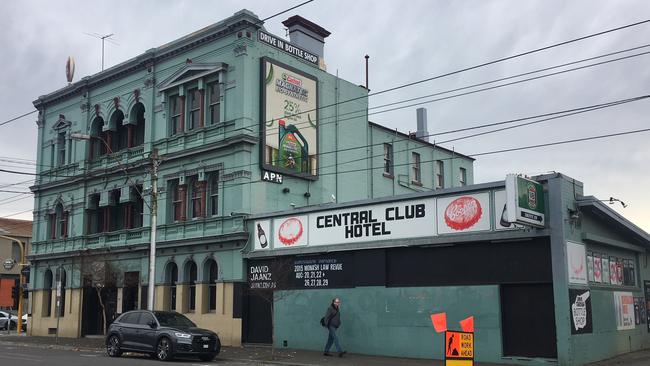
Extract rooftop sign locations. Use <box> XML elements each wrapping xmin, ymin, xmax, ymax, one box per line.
<box><xmin>258</xmin><ymin>31</ymin><xmax>319</xmax><ymax>65</ymax></box>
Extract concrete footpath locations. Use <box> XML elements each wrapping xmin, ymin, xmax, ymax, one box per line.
<box><xmin>1</xmin><ymin>334</ymin><xmax>650</xmax><ymax>365</ymax></box>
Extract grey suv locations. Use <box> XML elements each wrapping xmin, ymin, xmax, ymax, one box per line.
<box><xmin>105</xmin><ymin>310</ymin><xmax>220</xmax><ymax>361</ymax></box>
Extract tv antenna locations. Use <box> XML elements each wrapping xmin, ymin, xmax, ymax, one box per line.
<box><xmin>84</xmin><ymin>32</ymin><xmax>118</xmax><ymax>71</ymax></box>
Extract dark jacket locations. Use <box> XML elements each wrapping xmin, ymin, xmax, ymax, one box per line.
<box><xmin>324</xmin><ymin>304</ymin><xmax>341</xmax><ymax>328</ymax></box>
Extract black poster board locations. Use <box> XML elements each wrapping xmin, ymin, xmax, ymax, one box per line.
<box><xmin>569</xmin><ymin>288</ymin><xmax>593</xmax><ymax>334</ymax></box>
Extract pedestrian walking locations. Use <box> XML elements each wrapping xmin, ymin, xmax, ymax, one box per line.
<box><xmin>322</xmin><ymin>297</ymin><xmax>346</xmax><ymax>357</ymax></box>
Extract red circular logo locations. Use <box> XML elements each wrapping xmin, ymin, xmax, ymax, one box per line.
<box><xmin>444</xmin><ymin>196</ymin><xmax>483</xmax><ymax>231</ymax></box>
<box><xmin>278</xmin><ymin>217</ymin><xmax>303</xmax><ymax>245</ymax></box>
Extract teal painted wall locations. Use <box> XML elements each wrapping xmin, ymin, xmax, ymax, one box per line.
<box><xmin>273</xmin><ymin>286</ymin><xmax>511</xmax><ymax>363</ymax></box>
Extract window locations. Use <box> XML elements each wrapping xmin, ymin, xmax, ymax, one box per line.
<box><xmin>207</xmin><ymin>260</ymin><xmax>218</xmax><ymax>312</ymax></box>
<box><xmin>86</xmin><ymin>194</ymin><xmax>104</xmax><ymax>234</ymax></box>
<box><xmin>58</xmin><ymin>269</ymin><xmax>66</xmax><ymax>317</ymax></box>
<box><xmin>210</xmin><ymin>173</ymin><xmax>219</xmax><ymax>216</ymax></box>
<box><xmin>187</xmin><ymin>261</ymin><xmax>197</xmax><ymax>312</ymax></box>
<box><xmin>120</xmin><ymin>312</ymin><xmax>140</xmax><ymax>324</ymax></box>
<box><xmin>171</xmin><ymin>180</ymin><xmax>183</xmax><ymax>222</ymax></box>
<box><xmin>459</xmin><ymin>167</ymin><xmax>467</xmax><ymax>186</ymax></box>
<box><xmin>51</xmin><ymin>203</ymin><xmax>68</xmax><ymax>239</ymax></box>
<box><xmin>167</xmin><ymin>263</ymin><xmax>178</xmax><ymax>311</ymax></box>
<box><xmin>208</xmin><ymin>82</ymin><xmax>220</xmax><ymax>125</ymax></box>
<box><xmin>435</xmin><ymin>160</ymin><xmax>444</xmax><ymax>189</ymax></box>
<box><xmin>170</xmin><ymin>95</ymin><xmax>181</xmax><ymax>135</ymax></box>
<box><xmin>57</xmin><ymin>132</ymin><xmax>66</xmax><ymax>166</ymax></box>
<box><xmin>138</xmin><ymin>312</ymin><xmax>155</xmax><ymax>326</ymax></box>
<box><xmin>188</xmin><ymin>88</ymin><xmax>201</xmax><ymax>130</ymax></box>
<box><xmin>383</xmin><ymin>143</ymin><xmax>393</xmax><ymax>176</ymax></box>
<box><xmin>190</xmin><ymin>179</ymin><xmax>205</xmax><ymax>219</ymax></box>
<box><xmin>43</xmin><ymin>270</ymin><xmax>53</xmax><ymax>317</ymax></box>
<box><xmin>411</xmin><ymin>152</ymin><xmax>421</xmax><ymax>183</ymax></box>
<box><xmin>11</xmin><ymin>242</ymin><xmax>20</xmax><ymax>262</ymax></box>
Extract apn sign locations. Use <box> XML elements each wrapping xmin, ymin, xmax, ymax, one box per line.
<box><xmin>262</xmin><ymin>170</ymin><xmax>283</xmax><ymax>184</ymax></box>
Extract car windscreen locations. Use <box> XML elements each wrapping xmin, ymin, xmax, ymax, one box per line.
<box><xmin>154</xmin><ymin>312</ymin><xmax>196</xmax><ymax>327</ymax></box>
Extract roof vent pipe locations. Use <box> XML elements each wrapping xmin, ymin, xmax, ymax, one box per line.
<box><xmin>416</xmin><ymin>108</ymin><xmax>429</xmax><ymax>142</ymax></box>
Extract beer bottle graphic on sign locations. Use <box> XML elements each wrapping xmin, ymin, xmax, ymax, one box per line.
<box><xmin>278</xmin><ymin>119</ymin><xmax>309</xmax><ymax>173</ymax></box>
<box><xmin>257</xmin><ymin>223</ymin><xmax>268</xmax><ymax>248</ymax></box>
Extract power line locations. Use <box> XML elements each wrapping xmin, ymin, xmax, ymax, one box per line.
<box><xmin>0</xmin><ymin>110</ymin><xmax>37</xmax><ymax>127</ymax></box>
<box><xmin>260</xmin><ymin>0</ymin><xmax>315</xmax><ymax>22</ymax></box>
<box><xmin>0</xmin><ymin>190</ymin><xmax>32</xmax><ymax>194</ymax></box>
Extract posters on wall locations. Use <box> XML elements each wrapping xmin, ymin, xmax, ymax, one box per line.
<box><xmin>614</xmin><ymin>291</ymin><xmax>636</xmax><ymax>330</ymax></box>
<box><xmin>602</xmin><ymin>257</ymin><xmax>610</xmax><ymax>285</ymax></box>
<box><xmin>566</xmin><ymin>241</ymin><xmax>588</xmax><ymax>285</ymax></box>
<box><xmin>437</xmin><ymin>192</ymin><xmax>491</xmax><ymax>234</ymax></box>
<box><xmin>593</xmin><ymin>254</ymin><xmax>602</xmax><ymax>283</ymax></box>
<box><xmin>587</xmin><ymin>252</ymin><xmax>594</xmax><ymax>282</ymax></box>
<box><xmin>645</xmin><ymin>281</ymin><xmax>650</xmax><ymax>332</ymax></box>
<box><xmin>569</xmin><ymin>289</ymin><xmax>593</xmax><ymax>334</ymax></box>
<box><xmin>634</xmin><ymin>297</ymin><xmax>646</xmax><ymax>326</ymax></box>
<box><xmin>261</xmin><ymin>58</ymin><xmax>318</xmax><ymax>179</ymax></box>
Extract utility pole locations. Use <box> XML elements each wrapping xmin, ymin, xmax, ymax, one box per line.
<box><xmin>147</xmin><ymin>148</ymin><xmax>160</xmax><ymax>311</ymax></box>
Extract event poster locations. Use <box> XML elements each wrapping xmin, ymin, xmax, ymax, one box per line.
<box><xmin>614</xmin><ymin>291</ymin><xmax>635</xmax><ymax>330</ymax></box>
<box><xmin>644</xmin><ymin>281</ymin><xmax>650</xmax><ymax>332</ymax></box>
<box><xmin>567</xmin><ymin>241</ymin><xmax>588</xmax><ymax>285</ymax></box>
<box><xmin>593</xmin><ymin>254</ymin><xmax>602</xmax><ymax>283</ymax></box>
<box><xmin>602</xmin><ymin>257</ymin><xmax>610</xmax><ymax>285</ymax></box>
<box><xmin>587</xmin><ymin>253</ymin><xmax>594</xmax><ymax>282</ymax></box>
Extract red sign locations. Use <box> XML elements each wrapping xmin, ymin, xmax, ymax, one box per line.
<box><xmin>444</xmin><ymin>196</ymin><xmax>483</xmax><ymax>230</ymax></box>
<box><xmin>0</xmin><ymin>278</ymin><xmax>15</xmax><ymax>307</ymax></box>
<box><xmin>445</xmin><ymin>331</ymin><xmax>474</xmax><ymax>360</ymax></box>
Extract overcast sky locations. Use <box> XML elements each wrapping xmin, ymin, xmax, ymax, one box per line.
<box><xmin>1</xmin><ymin>0</ymin><xmax>648</xmax><ymax>232</ymax></box>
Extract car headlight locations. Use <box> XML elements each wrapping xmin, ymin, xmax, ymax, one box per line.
<box><xmin>174</xmin><ymin>332</ymin><xmax>192</xmax><ymax>339</ymax></box>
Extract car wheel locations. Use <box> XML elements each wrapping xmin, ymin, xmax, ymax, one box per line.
<box><xmin>106</xmin><ymin>335</ymin><xmax>122</xmax><ymax>357</ymax></box>
<box><xmin>156</xmin><ymin>337</ymin><xmax>174</xmax><ymax>361</ymax></box>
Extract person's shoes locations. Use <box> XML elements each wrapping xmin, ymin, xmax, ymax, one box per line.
<box><xmin>323</xmin><ymin>352</ymin><xmax>333</xmax><ymax>356</ymax></box>
<box><xmin>339</xmin><ymin>351</ymin><xmax>347</xmax><ymax>358</ymax></box>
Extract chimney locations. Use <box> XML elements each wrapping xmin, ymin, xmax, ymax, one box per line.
<box><xmin>416</xmin><ymin>108</ymin><xmax>429</xmax><ymax>142</ymax></box>
<box><xmin>282</xmin><ymin>15</ymin><xmax>331</xmax><ymax>69</ymax></box>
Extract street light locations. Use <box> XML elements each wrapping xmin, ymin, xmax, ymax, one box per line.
<box><xmin>70</xmin><ymin>133</ymin><xmax>159</xmax><ymax>311</ymax></box>
<box><xmin>0</xmin><ymin>235</ymin><xmax>25</xmax><ymax>334</ymax></box>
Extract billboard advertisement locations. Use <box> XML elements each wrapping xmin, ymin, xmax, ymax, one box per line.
<box><xmin>261</xmin><ymin>58</ymin><xmax>318</xmax><ymax>179</ymax></box>
<box><xmin>505</xmin><ymin>174</ymin><xmax>545</xmax><ymax>228</ymax></box>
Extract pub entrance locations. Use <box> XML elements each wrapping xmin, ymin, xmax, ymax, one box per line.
<box><xmin>242</xmin><ymin>289</ymin><xmax>272</xmax><ymax>344</ymax></box>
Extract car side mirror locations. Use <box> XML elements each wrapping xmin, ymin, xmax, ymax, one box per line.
<box><xmin>149</xmin><ymin>321</ymin><xmax>157</xmax><ymax>329</ymax></box>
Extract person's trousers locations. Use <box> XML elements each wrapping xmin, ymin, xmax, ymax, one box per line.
<box><xmin>324</xmin><ymin>326</ymin><xmax>343</xmax><ymax>353</ymax></box>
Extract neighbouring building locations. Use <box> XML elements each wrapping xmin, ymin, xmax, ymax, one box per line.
<box><xmin>0</xmin><ymin>218</ymin><xmax>31</xmax><ymax>312</ymax></box>
<box><xmin>29</xmin><ymin>10</ymin><xmax>472</xmax><ymax>345</ymax></box>
<box><xmin>246</xmin><ymin>173</ymin><xmax>650</xmax><ymax>366</ymax></box>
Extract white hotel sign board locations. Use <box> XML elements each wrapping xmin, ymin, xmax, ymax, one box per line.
<box><xmin>253</xmin><ymin>191</ymin><xmax>519</xmax><ymax>251</ymax></box>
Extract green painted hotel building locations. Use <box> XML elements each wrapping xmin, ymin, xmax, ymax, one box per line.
<box><xmin>29</xmin><ymin>10</ymin><xmax>471</xmax><ymax>347</ymax></box>
<box><xmin>28</xmin><ymin>9</ymin><xmax>650</xmax><ymax>366</ymax></box>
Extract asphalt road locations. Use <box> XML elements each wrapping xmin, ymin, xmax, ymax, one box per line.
<box><xmin>0</xmin><ymin>343</ymin><xmax>268</xmax><ymax>366</ymax></box>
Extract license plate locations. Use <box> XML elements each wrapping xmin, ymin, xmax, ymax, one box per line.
<box><xmin>203</xmin><ymin>344</ymin><xmax>209</xmax><ymax>349</ymax></box>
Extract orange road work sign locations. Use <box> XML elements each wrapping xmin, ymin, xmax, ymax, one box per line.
<box><xmin>445</xmin><ymin>330</ymin><xmax>474</xmax><ymax>366</ymax></box>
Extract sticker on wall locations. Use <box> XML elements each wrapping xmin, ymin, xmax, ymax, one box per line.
<box><xmin>273</xmin><ymin>215</ymin><xmax>309</xmax><ymax>247</ymax></box>
<box><xmin>614</xmin><ymin>291</ymin><xmax>635</xmax><ymax>330</ymax></box>
<box><xmin>437</xmin><ymin>193</ymin><xmax>490</xmax><ymax>234</ymax></box>
<box><xmin>569</xmin><ymin>289</ymin><xmax>592</xmax><ymax>334</ymax></box>
<box><xmin>566</xmin><ymin>241</ymin><xmax>588</xmax><ymax>285</ymax></box>
<box><xmin>253</xmin><ymin>220</ymin><xmax>271</xmax><ymax>250</ymax></box>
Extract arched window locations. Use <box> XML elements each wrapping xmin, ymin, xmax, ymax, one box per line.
<box><xmin>43</xmin><ymin>269</ymin><xmax>53</xmax><ymax>317</ymax></box>
<box><xmin>186</xmin><ymin>261</ymin><xmax>197</xmax><ymax>312</ymax></box>
<box><xmin>131</xmin><ymin>103</ymin><xmax>146</xmax><ymax>147</ymax></box>
<box><xmin>111</xmin><ymin>110</ymin><xmax>127</xmax><ymax>152</ymax></box>
<box><xmin>166</xmin><ymin>262</ymin><xmax>178</xmax><ymax>311</ymax></box>
<box><xmin>205</xmin><ymin>259</ymin><xmax>218</xmax><ymax>312</ymax></box>
<box><xmin>90</xmin><ymin>117</ymin><xmax>107</xmax><ymax>159</ymax></box>
<box><xmin>50</xmin><ymin>202</ymin><xmax>68</xmax><ymax>239</ymax></box>
<box><xmin>58</xmin><ymin>268</ymin><xmax>66</xmax><ymax>317</ymax></box>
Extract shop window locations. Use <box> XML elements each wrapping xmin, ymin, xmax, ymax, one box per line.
<box><xmin>435</xmin><ymin>160</ymin><xmax>444</xmax><ymax>189</ymax></box>
<box><xmin>43</xmin><ymin>269</ymin><xmax>53</xmax><ymax>317</ymax></box>
<box><xmin>57</xmin><ymin>269</ymin><xmax>66</xmax><ymax>317</ymax></box>
<box><xmin>459</xmin><ymin>167</ymin><xmax>467</xmax><ymax>186</ymax></box>
<box><xmin>207</xmin><ymin>260</ymin><xmax>218</xmax><ymax>312</ymax></box>
<box><xmin>411</xmin><ymin>152</ymin><xmax>421</xmax><ymax>183</ymax></box>
<box><xmin>210</xmin><ymin>173</ymin><xmax>219</xmax><ymax>216</ymax></box>
<box><xmin>166</xmin><ymin>262</ymin><xmax>178</xmax><ymax>311</ymax></box>
<box><xmin>186</xmin><ymin>261</ymin><xmax>197</xmax><ymax>312</ymax></box>
<box><xmin>383</xmin><ymin>143</ymin><xmax>393</xmax><ymax>176</ymax></box>
<box><xmin>169</xmin><ymin>95</ymin><xmax>182</xmax><ymax>135</ymax></box>
<box><xmin>208</xmin><ymin>82</ymin><xmax>220</xmax><ymax>125</ymax></box>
